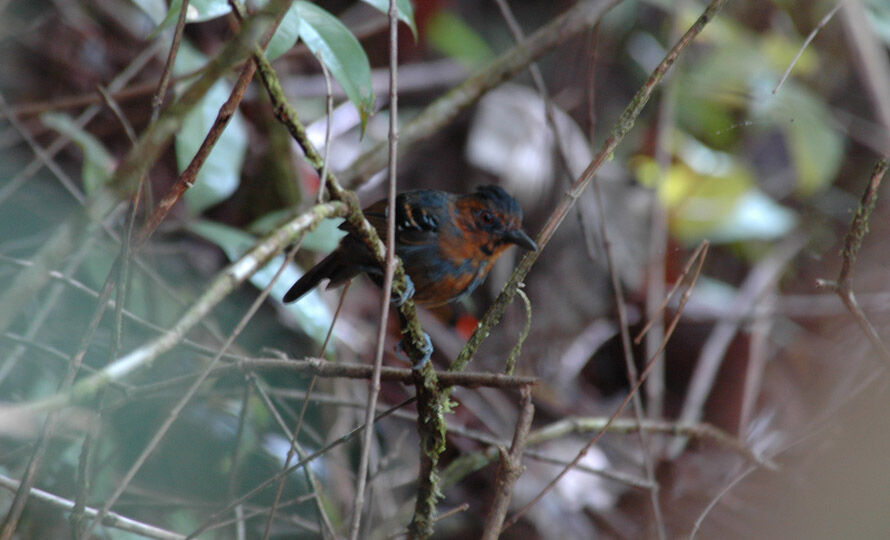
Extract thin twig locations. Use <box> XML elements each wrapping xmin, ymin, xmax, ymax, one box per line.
<box><xmin>817</xmin><ymin>157</ymin><xmax>890</xmax><ymax>365</ymax></box>
<box><xmin>186</xmin><ymin>398</ymin><xmax>417</xmax><ymax>539</ymax></box>
<box><xmin>80</xmin><ymin>216</ymin><xmax>311</xmax><ymax>538</ymax></box>
<box><xmin>504</xmin><ymin>288</ymin><xmax>532</xmax><ymax>375</ymax></box>
<box><xmin>0</xmin><ymin>474</ymin><xmax>185</xmax><ymax>540</ymax></box>
<box><xmin>36</xmin><ymin>201</ymin><xmax>347</xmax><ymax>409</ymax></box>
<box><xmin>481</xmin><ymin>387</ymin><xmax>534</xmax><ymax>539</ymax></box>
<box><xmin>452</xmin><ymin>0</ymin><xmax>727</xmax><ymax>375</ymax></box>
<box><xmin>152</xmin><ymin>0</ymin><xmax>190</xmax><ymax>115</ymax></box>
<box><xmin>250</xmin><ymin>376</ymin><xmax>337</xmax><ymax>539</ymax></box>
<box><xmin>351</xmin><ymin>1</ymin><xmax>401</xmax><ymax>537</ymax></box>
<box><xmin>669</xmin><ymin>235</ymin><xmax>805</xmax><ymax>458</ymax></box>
<box><xmin>773</xmin><ymin>2</ymin><xmax>841</xmax><ymax>94</ymax></box>
<box><xmin>688</xmin><ymin>465</ymin><xmax>756</xmax><ymax>539</ymax></box>
<box><xmin>644</xmin><ymin>0</ymin><xmax>687</xmax><ymax>424</ymax></box>
<box><xmin>501</xmin><ymin>241</ymin><xmax>710</xmax><ymax>532</ymax></box>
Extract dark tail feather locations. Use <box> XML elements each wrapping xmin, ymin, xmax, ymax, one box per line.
<box><xmin>283</xmin><ymin>253</ymin><xmax>341</xmax><ymax>303</ymax></box>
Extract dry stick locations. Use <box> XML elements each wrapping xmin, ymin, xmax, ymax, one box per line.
<box><xmin>501</xmin><ymin>242</ymin><xmax>710</xmax><ymax>532</ymax></box>
<box><xmin>0</xmin><ymin>78</ymin><xmax>166</xmax><ymax>120</ymax></box>
<box><xmin>817</xmin><ymin>157</ymin><xmax>890</xmax><ymax>365</ymax></box>
<box><xmin>0</xmin><ymin>224</ymin><xmax>125</xmax><ymax>538</ymax></box>
<box><xmin>186</xmin><ymin>397</ymin><xmax>417</xmax><ymax>539</ymax></box>
<box><xmin>527</xmin><ymin>415</ymin><xmax>773</xmax><ymax>470</ymax></box>
<box><xmin>97</xmin><ymin>85</ymin><xmax>138</xmax><ymax>144</ymax></box>
<box><xmin>687</xmin><ymin>464</ymin><xmax>756</xmax><ymax>540</ymax></box>
<box><xmin>37</xmin><ymin>201</ymin><xmax>345</xmax><ymax>414</ymax></box>
<box><xmin>738</xmin><ymin>289</ymin><xmax>775</xmax><ymax>436</ymax></box>
<box><xmin>4</xmin><ymin>25</ymin><xmax>292</xmax><ymax>531</ymax></box>
<box><xmin>0</xmin><ymin>474</ymin><xmax>185</xmax><ymax>540</ymax></box>
<box><xmin>352</xmin><ymin>2</ymin><xmax>401</xmax><ymax>537</ymax></box>
<box><xmin>0</xmin><ymin>333</ymin><xmax>131</xmax><ymax>388</ymax></box>
<box><xmin>134</xmin><ymin>38</ymin><xmax>258</xmax><ymax>250</ymax></box>
<box><xmin>504</xmin><ymin>288</ymin><xmax>532</xmax><ymax>375</ymax></box>
<box><xmin>441</xmin><ymin>396</ymin><xmax>774</xmax><ymax>494</ymax></box>
<box><xmin>588</xmin><ymin>58</ymin><xmax>666</xmax><ymax>540</ymax></box>
<box><xmin>248</xmin><ymin>3</ymin><xmax>620</xmax><ymax>536</ymax></box>
<box><xmin>136</xmin><ymin>358</ymin><xmax>539</xmax><ymax>392</ymax></box>
<box><xmin>454</xmin><ymin>3</ymin><xmax>728</xmax><ymax>531</ymax></box>
<box><xmin>773</xmin><ymin>2</ymin><xmax>841</xmax><ymax>94</ymax></box>
<box><xmin>443</xmin><ymin>423</ymin><xmax>654</xmax><ymax>489</ymax></box>
<box><xmin>152</xmin><ymin>0</ymin><xmax>190</xmax><ymax>115</ymax></box>
<box><xmin>644</xmin><ymin>0</ymin><xmax>687</xmax><ymax>425</ymax></box>
<box><xmin>668</xmin><ymin>235</ymin><xmax>805</xmax><ymax>459</ymax></box>
<box><xmin>481</xmin><ymin>387</ymin><xmax>535</xmax><ymax>540</ymax></box>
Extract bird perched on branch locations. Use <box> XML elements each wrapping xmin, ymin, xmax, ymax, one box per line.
<box><xmin>283</xmin><ymin>185</ymin><xmax>537</xmax><ymax>307</ymax></box>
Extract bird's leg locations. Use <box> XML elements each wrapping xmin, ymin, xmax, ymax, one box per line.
<box><xmin>395</xmin><ymin>307</ymin><xmax>433</xmax><ymax>370</ymax></box>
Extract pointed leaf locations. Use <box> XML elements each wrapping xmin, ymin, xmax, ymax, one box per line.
<box><xmin>361</xmin><ymin>0</ymin><xmax>417</xmax><ymax>39</ymax></box>
<box><xmin>265</xmin><ymin>3</ymin><xmax>302</xmax><ymax>61</ymax></box>
<box><xmin>294</xmin><ymin>1</ymin><xmax>375</xmax><ymax>127</ymax></box>
<box><xmin>174</xmin><ymin>43</ymin><xmax>248</xmax><ymax>214</ymax></box>
<box><xmin>187</xmin><ymin>220</ymin><xmax>335</xmax><ymax>348</ymax></box>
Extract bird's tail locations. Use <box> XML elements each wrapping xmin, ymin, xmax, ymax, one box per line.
<box><xmin>283</xmin><ymin>253</ymin><xmax>343</xmax><ymax>303</ymax></box>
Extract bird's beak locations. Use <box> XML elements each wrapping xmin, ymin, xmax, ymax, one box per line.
<box><xmin>504</xmin><ymin>229</ymin><xmax>538</xmax><ymax>251</ymax></box>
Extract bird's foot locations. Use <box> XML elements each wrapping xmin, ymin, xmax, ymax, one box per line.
<box><xmin>397</xmin><ymin>331</ymin><xmax>433</xmax><ymax>370</ymax></box>
<box><xmin>390</xmin><ymin>274</ymin><xmax>415</xmax><ymax>307</ymax></box>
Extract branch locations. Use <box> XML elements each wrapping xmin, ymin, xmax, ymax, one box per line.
<box><xmin>817</xmin><ymin>157</ymin><xmax>890</xmax><ymax>365</ymax></box>
<box><xmin>481</xmin><ymin>388</ymin><xmax>534</xmax><ymax>539</ymax></box>
<box><xmin>0</xmin><ymin>474</ymin><xmax>185</xmax><ymax>540</ymax></box>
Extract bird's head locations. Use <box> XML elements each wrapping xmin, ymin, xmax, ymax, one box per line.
<box><xmin>458</xmin><ymin>185</ymin><xmax>537</xmax><ymax>256</ymax></box>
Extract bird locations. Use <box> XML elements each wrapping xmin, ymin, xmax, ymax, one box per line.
<box><xmin>283</xmin><ymin>185</ymin><xmax>537</xmax><ymax>307</ymax></box>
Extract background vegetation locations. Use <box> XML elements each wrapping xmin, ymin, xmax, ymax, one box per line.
<box><xmin>1</xmin><ymin>0</ymin><xmax>889</xmax><ymax>538</ymax></box>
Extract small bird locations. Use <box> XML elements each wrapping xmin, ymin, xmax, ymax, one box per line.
<box><xmin>283</xmin><ymin>185</ymin><xmax>537</xmax><ymax>307</ymax></box>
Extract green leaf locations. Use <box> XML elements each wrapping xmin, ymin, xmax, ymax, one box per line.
<box><xmin>40</xmin><ymin>112</ymin><xmax>115</xmax><ymax>195</ymax></box>
<box><xmin>361</xmin><ymin>0</ymin><xmax>418</xmax><ymax>40</ymax></box>
<box><xmin>426</xmin><ymin>10</ymin><xmax>495</xmax><ymax>69</ymax></box>
<box><xmin>157</xmin><ymin>0</ymin><xmax>231</xmax><ymax>30</ymax></box>
<box><xmin>265</xmin><ymin>4</ymin><xmax>301</xmax><ymax>61</ymax></box>
<box><xmin>293</xmin><ymin>1</ymin><xmax>375</xmax><ymax>127</ymax></box>
<box><xmin>174</xmin><ymin>43</ymin><xmax>248</xmax><ymax>214</ymax></box>
<box><xmin>187</xmin><ymin>220</ymin><xmax>336</xmax><ymax>349</ymax></box>
<box><xmin>127</xmin><ymin>0</ymin><xmax>168</xmax><ymax>25</ymax></box>
<box><xmin>248</xmin><ymin>210</ymin><xmax>345</xmax><ymax>252</ymax></box>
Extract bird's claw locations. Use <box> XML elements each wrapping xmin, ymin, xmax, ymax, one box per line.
<box><xmin>397</xmin><ymin>331</ymin><xmax>433</xmax><ymax>370</ymax></box>
<box><xmin>390</xmin><ymin>274</ymin><xmax>415</xmax><ymax>307</ymax></box>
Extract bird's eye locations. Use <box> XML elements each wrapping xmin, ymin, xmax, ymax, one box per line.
<box><xmin>480</xmin><ymin>210</ymin><xmax>495</xmax><ymax>225</ymax></box>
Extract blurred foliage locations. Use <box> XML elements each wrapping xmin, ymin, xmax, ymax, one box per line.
<box><xmin>1</xmin><ymin>0</ymin><xmax>889</xmax><ymax>538</ymax></box>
